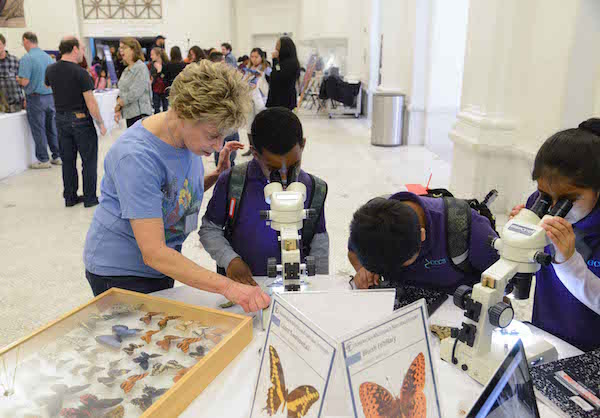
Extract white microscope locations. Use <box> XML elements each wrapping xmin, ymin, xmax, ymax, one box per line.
<box><xmin>261</xmin><ymin>181</ymin><xmax>316</xmax><ymax>291</ymax></box>
<box><xmin>440</xmin><ymin>193</ymin><xmax>573</xmax><ymax>384</ymax></box>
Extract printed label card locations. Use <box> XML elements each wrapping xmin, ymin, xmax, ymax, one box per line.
<box><xmin>341</xmin><ymin>299</ymin><xmax>442</xmax><ymax>418</ymax></box>
<box><xmin>250</xmin><ymin>295</ymin><xmax>337</xmax><ymax>418</ymax></box>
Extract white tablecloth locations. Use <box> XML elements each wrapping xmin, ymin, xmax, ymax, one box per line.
<box><xmin>0</xmin><ymin>111</ymin><xmax>35</xmax><ymax>180</ymax></box>
<box><xmin>152</xmin><ymin>277</ymin><xmax>582</xmax><ymax>417</ymax></box>
<box><xmin>93</xmin><ymin>89</ymin><xmax>120</xmax><ymax>135</ymax></box>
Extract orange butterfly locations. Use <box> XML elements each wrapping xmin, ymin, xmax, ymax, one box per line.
<box><xmin>173</xmin><ymin>367</ymin><xmax>191</xmax><ymax>383</ymax></box>
<box><xmin>176</xmin><ymin>338</ymin><xmax>203</xmax><ymax>354</ymax></box>
<box><xmin>139</xmin><ymin>312</ymin><xmax>164</xmax><ymax>325</ymax></box>
<box><xmin>157</xmin><ymin>316</ymin><xmax>181</xmax><ymax>330</ymax></box>
<box><xmin>120</xmin><ymin>372</ymin><xmax>149</xmax><ymax>394</ymax></box>
<box><xmin>359</xmin><ymin>352</ymin><xmax>426</xmax><ymax>418</ymax></box>
<box><xmin>141</xmin><ymin>330</ymin><xmax>160</xmax><ymax>344</ymax></box>
<box><xmin>264</xmin><ymin>345</ymin><xmax>320</xmax><ymax>418</ymax></box>
<box><xmin>156</xmin><ymin>335</ymin><xmax>181</xmax><ymax>351</ymax></box>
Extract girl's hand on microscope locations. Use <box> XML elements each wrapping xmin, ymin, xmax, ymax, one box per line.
<box><xmin>509</xmin><ymin>204</ymin><xmax>525</xmax><ymax>219</ymax></box>
<box><xmin>541</xmin><ymin>217</ymin><xmax>575</xmax><ymax>264</ymax></box>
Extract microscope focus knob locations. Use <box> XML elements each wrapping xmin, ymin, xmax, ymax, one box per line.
<box><xmin>453</xmin><ymin>285</ymin><xmax>473</xmax><ymax>309</ymax></box>
<box><xmin>488</xmin><ymin>302</ymin><xmax>514</xmax><ymax>328</ymax></box>
<box><xmin>534</xmin><ymin>251</ymin><xmax>552</xmax><ymax>267</ymax></box>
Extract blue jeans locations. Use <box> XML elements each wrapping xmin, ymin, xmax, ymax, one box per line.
<box><xmin>152</xmin><ymin>92</ymin><xmax>169</xmax><ymax>113</ymax></box>
<box><xmin>214</xmin><ymin>131</ymin><xmax>239</xmax><ymax>167</ymax></box>
<box><xmin>55</xmin><ymin>112</ymin><xmax>99</xmax><ymax>204</ymax></box>
<box><xmin>26</xmin><ymin>94</ymin><xmax>59</xmax><ymax>163</ymax></box>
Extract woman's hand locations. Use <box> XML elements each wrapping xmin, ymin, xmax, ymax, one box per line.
<box><xmin>114</xmin><ymin>111</ymin><xmax>122</xmax><ymax>123</ymax></box>
<box><xmin>216</xmin><ymin>141</ymin><xmax>245</xmax><ymax>173</ymax></box>
<box><xmin>509</xmin><ymin>204</ymin><xmax>525</xmax><ymax>219</ymax></box>
<box><xmin>117</xmin><ymin>97</ymin><xmax>125</xmax><ymax>108</ymax></box>
<box><xmin>223</xmin><ymin>280</ymin><xmax>270</xmax><ymax>313</ymax></box>
<box><xmin>541</xmin><ymin>217</ymin><xmax>576</xmax><ymax>263</ymax></box>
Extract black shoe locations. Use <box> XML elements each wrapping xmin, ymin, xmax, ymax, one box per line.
<box><xmin>65</xmin><ymin>196</ymin><xmax>84</xmax><ymax>207</ymax></box>
<box><xmin>84</xmin><ymin>199</ymin><xmax>99</xmax><ymax>208</ymax></box>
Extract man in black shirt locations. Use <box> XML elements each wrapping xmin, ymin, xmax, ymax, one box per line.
<box><xmin>45</xmin><ymin>36</ymin><xmax>106</xmax><ymax>208</ymax></box>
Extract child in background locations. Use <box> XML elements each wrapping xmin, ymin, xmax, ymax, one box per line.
<box><xmin>511</xmin><ymin>118</ymin><xmax>600</xmax><ymax>351</ymax></box>
<box><xmin>95</xmin><ymin>69</ymin><xmax>107</xmax><ymax>90</ymax></box>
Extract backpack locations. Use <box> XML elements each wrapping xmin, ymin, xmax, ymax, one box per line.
<box><xmin>218</xmin><ymin>161</ymin><xmax>328</xmax><ymax>273</ymax></box>
<box><xmin>423</xmin><ymin>188</ymin><xmax>498</xmax><ymax>275</ymax></box>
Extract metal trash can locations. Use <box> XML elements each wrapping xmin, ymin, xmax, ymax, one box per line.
<box><xmin>371</xmin><ymin>91</ymin><xmax>406</xmax><ymax>147</ymax></box>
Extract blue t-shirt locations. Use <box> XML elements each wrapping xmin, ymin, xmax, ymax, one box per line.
<box><xmin>84</xmin><ymin>121</ymin><xmax>205</xmax><ymax>278</ymax></box>
<box><xmin>18</xmin><ymin>48</ymin><xmax>53</xmax><ymax>95</ymax></box>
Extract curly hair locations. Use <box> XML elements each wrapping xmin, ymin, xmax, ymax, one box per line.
<box><xmin>169</xmin><ymin>60</ymin><xmax>251</xmax><ymax>134</ymax></box>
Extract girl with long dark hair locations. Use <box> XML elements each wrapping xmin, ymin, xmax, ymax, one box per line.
<box><xmin>266</xmin><ymin>36</ymin><xmax>300</xmax><ymax>110</ymax></box>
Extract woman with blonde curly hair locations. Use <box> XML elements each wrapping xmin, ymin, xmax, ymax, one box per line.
<box><xmin>83</xmin><ymin>61</ymin><xmax>270</xmax><ymax>312</ymax></box>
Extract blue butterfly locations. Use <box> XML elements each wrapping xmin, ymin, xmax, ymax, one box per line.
<box><xmin>95</xmin><ymin>325</ymin><xmax>142</xmax><ymax>349</ymax></box>
<box><xmin>133</xmin><ymin>352</ymin><xmax>162</xmax><ymax>371</ymax></box>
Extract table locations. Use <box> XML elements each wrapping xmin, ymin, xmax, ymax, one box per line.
<box><xmin>93</xmin><ymin>89</ymin><xmax>120</xmax><ymax>135</ymax></box>
<box><xmin>153</xmin><ymin>277</ymin><xmax>582</xmax><ymax>417</ymax></box>
<box><xmin>0</xmin><ymin>111</ymin><xmax>35</xmax><ymax>180</ymax></box>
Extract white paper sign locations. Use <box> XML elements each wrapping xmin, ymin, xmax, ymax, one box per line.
<box><xmin>341</xmin><ymin>300</ymin><xmax>442</xmax><ymax>418</ymax></box>
<box><xmin>250</xmin><ymin>296</ymin><xmax>337</xmax><ymax>418</ymax></box>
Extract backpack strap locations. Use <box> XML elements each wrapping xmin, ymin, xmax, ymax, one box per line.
<box><xmin>223</xmin><ymin>162</ymin><xmax>250</xmax><ymax>242</ymax></box>
<box><xmin>302</xmin><ymin>174</ymin><xmax>328</xmax><ymax>256</ymax></box>
<box><xmin>443</xmin><ymin>197</ymin><xmax>474</xmax><ymax>274</ymax></box>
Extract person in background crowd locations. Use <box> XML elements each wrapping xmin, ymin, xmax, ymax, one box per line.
<box><xmin>149</xmin><ymin>47</ymin><xmax>169</xmax><ymax>114</ymax></box>
<box><xmin>95</xmin><ymin>68</ymin><xmax>107</xmax><ymax>90</ymax></box>
<box><xmin>165</xmin><ymin>46</ymin><xmax>186</xmax><ymax>86</ymax></box>
<box><xmin>208</xmin><ymin>51</ymin><xmax>224</xmax><ymax>63</ymax></box>
<box><xmin>17</xmin><ymin>31</ymin><xmax>61</xmax><ymax>169</ymax></box>
<box><xmin>153</xmin><ymin>35</ymin><xmax>166</xmax><ymax>49</ymax></box>
<box><xmin>187</xmin><ymin>45</ymin><xmax>205</xmax><ymax>64</ymax></box>
<box><xmin>237</xmin><ymin>55</ymin><xmax>249</xmax><ymax>70</ymax></box>
<box><xmin>221</xmin><ymin>43</ymin><xmax>236</xmax><ymax>68</ymax></box>
<box><xmin>45</xmin><ymin>36</ymin><xmax>107</xmax><ymax>208</ymax></box>
<box><xmin>0</xmin><ymin>33</ymin><xmax>24</xmax><ymax>112</ymax></box>
<box><xmin>241</xmin><ymin>47</ymin><xmax>268</xmax><ymax>156</ymax></box>
<box><xmin>114</xmin><ymin>37</ymin><xmax>152</xmax><ymax>128</ymax></box>
<box><xmin>110</xmin><ymin>45</ymin><xmax>124</xmax><ymax>80</ymax></box>
<box><xmin>79</xmin><ymin>56</ymin><xmax>97</xmax><ymax>87</ymax></box>
<box><xmin>266</xmin><ymin>36</ymin><xmax>300</xmax><ymax>110</ymax></box>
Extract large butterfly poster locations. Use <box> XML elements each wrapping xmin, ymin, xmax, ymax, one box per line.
<box><xmin>250</xmin><ymin>296</ymin><xmax>337</xmax><ymax>418</ymax></box>
<box><xmin>341</xmin><ymin>300</ymin><xmax>442</xmax><ymax>418</ymax></box>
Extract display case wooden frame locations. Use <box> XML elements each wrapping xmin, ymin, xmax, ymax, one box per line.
<box><xmin>0</xmin><ymin>288</ymin><xmax>253</xmax><ymax>417</ymax></box>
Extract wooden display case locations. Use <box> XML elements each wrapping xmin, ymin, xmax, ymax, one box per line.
<box><xmin>0</xmin><ymin>288</ymin><xmax>253</xmax><ymax>417</ymax></box>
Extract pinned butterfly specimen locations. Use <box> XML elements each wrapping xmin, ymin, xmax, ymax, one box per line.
<box><xmin>359</xmin><ymin>352</ymin><xmax>427</xmax><ymax>418</ymax></box>
<box><xmin>97</xmin><ymin>369</ymin><xmax>131</xmax><ymax>387</ymax></box>
<box><xmin>140</xmin><ymin>312</ymin><xmax>164</xmax><ymax>325</ymax></box>
<box><xmin>156</xmin><ymin>335</ymin><xmax>181</xmax><ymax>351</ymax></box>
<box><xmin>189</xmin><ymin>345</ymin><xmax>206</xmax><ymax>359</ymax></box>
<box><xmin>120</xmin><ymin>373</ymin><xmax>149</xmax><ymax>394</ymax></box>
<box><xmin>74</xmin><ymin>345</ymin><xmax>91</xmax><ymax>353</ymax></box>
<box><xmin>157</xmin><ymin>315</ymin><xmax>182</xmax><ymax>330</ymax></box>
<box><xmin>37</xmin><ymin>384</ymin><xmax>91</xmax><ymax>417</ymax></box>
<box><xmin>131</xmin><ymin>386</ymin><xmax>169</xmax><ymax>411</ymax></box>
<box><xmin>96</xmin><ymin>325</ymin><xmax>142</xmax><ymax>349</ymax></box>
<box><xmin>108</xmin><ymin>359</ymin><xmax>121</xmax><ymax>369</ymax></box>
<box><xmin>103</xmin><ymin>405</ymin><xmax>124</xmax><ymax>418</ymax></box>
<box><xmin>56</xmin><ymin>359</ymin><xmax>74</xmax><ymax>369</ymax></box>
<box><xmin>123</xmin><ymin>343</ymin><xmax>144</xmax><ymax>356</ymax></box>
<box><xmin>151</xmin><ymin>360</ymin><xmax>185</xmax><ymax>376</ymax></box>
<box><xmin>173</xmin><ymin>367</ymin><xmax>191</xmax><ymax>383</ymax></box>
<box><xmin>133</xmin><ymin>352</ymin><xmax>162</xmax><ymax>371</ymax></box>
<box><xmin>59</xmin><ymin>394</ymin><xmax>123</xmax><ymax>418</ymax></box>
<box><xmin>81</xmin><ymin>366</ymin><xmax>105</xmax><ymax>379</ymax></box>
<box><xmin>263</xmin><ymin>345</ymin><xmax>320</xmax><ymax>418</ymax></box>
<box><xmin>70</xmin><ymin>364</ymin><xmax>88</xmax><ymax>376</ymax></box>
<box><xmin>175</xmin><ymin>320</ymin><xmax>196</xmax><ymax>332</ymax></box>
<box><xmin>109</xmin><ymin>303</ymin><xmax>144</xmax><ymax>317</ymax></box>
<box><xmin>141</xmin><ymin>330</ymin><xmax>161</xmax><ymax>344</ymax></box>
<box><xmin>176</xmin><ymin>338</ymin><xmax>203</xmax><ymax>354</ymax></box>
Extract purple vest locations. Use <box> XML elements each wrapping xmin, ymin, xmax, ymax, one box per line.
<box><xmin>528</xmin><ymin>192</ymin><xmax>600</xmax><ymax>351</ymax></box>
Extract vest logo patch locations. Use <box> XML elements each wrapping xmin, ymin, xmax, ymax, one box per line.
<box><xmin>587</xmin><ymin>260</ymin><xmax>600</xmax><ymax>268</ymax></box>
<box><xmin>425</xmin><ymin>258</ymin><xmax>447</xmax><ymax>269</ymax></box>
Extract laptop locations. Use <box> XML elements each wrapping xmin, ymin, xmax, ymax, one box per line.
<box><xmin>467</xmin><ymin>339</ymin><xmax>541</xmax><ymax>418</ymax></box>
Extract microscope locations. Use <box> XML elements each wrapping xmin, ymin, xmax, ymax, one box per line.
<box><xmin>261</xmin><ymin>181</ymin><xmax>316</xmax><ymax>291</ymax></box>
<box><xmin>440</xmin><ymin>193</ymin><xmax>573</xmax><ymax>384</ymax></box>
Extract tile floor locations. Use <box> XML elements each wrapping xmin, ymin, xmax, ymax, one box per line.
<box><xmin>0</xmin><ymin>112</ymin><xmax>531</xmax><ymax>349</ymax></box>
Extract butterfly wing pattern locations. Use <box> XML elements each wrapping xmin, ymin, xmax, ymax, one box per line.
<box><xmin>263</xmin><ymin>345</ymin><xmax>319</xmax><ymax>418</ymax></box>
<box><xmin>359</xmin><ymin>352</ymin><xmax>426</xmax><ymax>418</ymax></box>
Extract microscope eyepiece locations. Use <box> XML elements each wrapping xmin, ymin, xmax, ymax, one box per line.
<box><xmin>548</xmin><ymin>198</ymin><xmax>573</xmax><ymax>218</ymax></box>
<box><xmin>530</xmin><ymin>192</ymin><xmax>552</xmax><ymax>218</ymax></box>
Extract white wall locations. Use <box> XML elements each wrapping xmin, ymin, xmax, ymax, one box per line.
<box><xmin>1</xmin><ymin>0</ymin><xmax>80</xmax><ymax>57</ymax></box>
